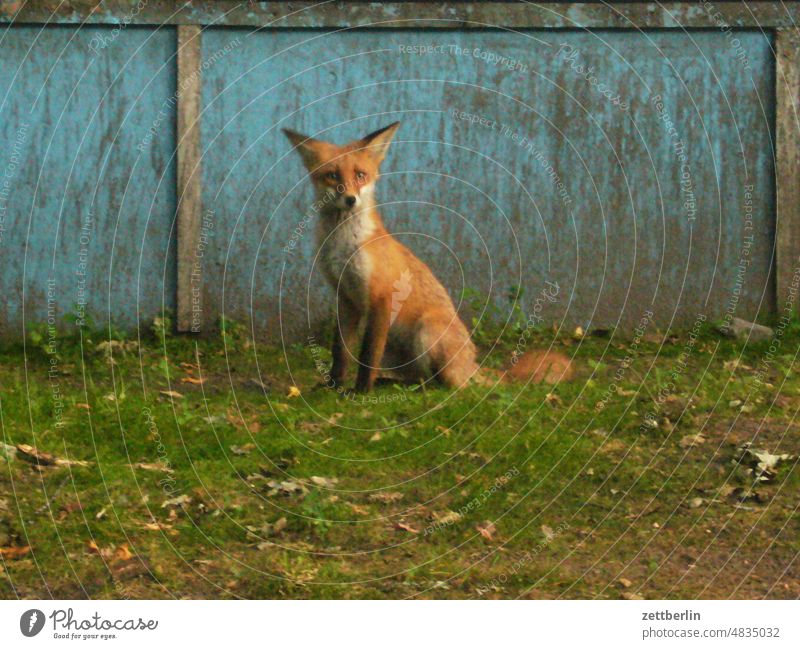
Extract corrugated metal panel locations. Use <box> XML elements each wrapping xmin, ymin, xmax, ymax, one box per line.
<box><xmin>0</xmin><ymin>25</ymin><xmax>177</xmax><ymax>336</ymax></box>
<box><xmin>200</xmin><ymin>29</ymin><xmax>774</xmax><ymax>340</ymax></box>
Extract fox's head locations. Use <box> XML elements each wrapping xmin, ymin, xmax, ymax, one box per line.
<box><xmin>283</xmin><ymin>122</ymin><xmax>400</xmax><ymax>214</ymax></box>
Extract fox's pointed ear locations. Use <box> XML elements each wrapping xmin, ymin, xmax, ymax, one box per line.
<box><xmin>282</xmin><ymin>128</ymin><xmax>326</xmax><ymax>170</ymax></box>
<box><xmin>359</xmin><ymin>121</ymin><xmax>400</xmax><ymax>164</ymax></box>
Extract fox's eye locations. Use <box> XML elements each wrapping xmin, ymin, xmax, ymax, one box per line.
<box><xmin>325</xmin><ymin>171</ymin><xmax>339</xmax><ymax>182</ymax></box>
<box><xmin>356</xmin><ymin>171</ymin><xmax>367</xmax><ymax>183</ymax></box>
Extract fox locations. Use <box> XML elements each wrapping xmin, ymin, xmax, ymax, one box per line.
<box><xmin>283</xmin><ymin>122</ymin><xmax>573</xmax><ymax>393</ymax></box>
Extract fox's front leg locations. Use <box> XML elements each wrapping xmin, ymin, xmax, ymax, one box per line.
<box><xmin>330</xmin><ymin>296</ymin><xmax>361</xmax><ymax>387</ymax></box>
<box><xmin>355</xmin><ymin>297</ymin><xmax>391</xmax><ymax>393</ymax></box>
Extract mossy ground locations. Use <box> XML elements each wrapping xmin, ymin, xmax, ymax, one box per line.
<box><xmin>1</xmin><ymin>320</ymin><xmax>798</xmax><ymax>599</ymax></box>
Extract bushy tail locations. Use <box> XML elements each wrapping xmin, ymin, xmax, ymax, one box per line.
<box><xmin>478</xmin><ymin>349</ymin><xmax>575</xmax><ymax>386</ymax></box>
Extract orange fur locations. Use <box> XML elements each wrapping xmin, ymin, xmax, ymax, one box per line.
<box><xmin>284</xmin><ymin>123</ymin><xmax>574</xmax><ymax>392</ymax></box>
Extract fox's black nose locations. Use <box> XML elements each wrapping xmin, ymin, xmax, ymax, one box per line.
<box><xmin>344</xmin><ymin>195</ymin><xmax>356</xmax><ymax>208</ymax></box>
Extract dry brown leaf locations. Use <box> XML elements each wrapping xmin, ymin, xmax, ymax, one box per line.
<box><xmin>395</xmin><ymin>522</ymin><xmax>419</xmax><ymax>534</ymax></box>
<box><xmin>545</xmin><ymin>393</ymin><xmax>562</xmax><ymax>406</ymax></box>
<box><xmin>159</xmin><ymin>390</ymin><xmax>183</xmax><ymax>399</ymax></box>
<box><xmin>434</xmin><ymin>510</ymin><xmax>462</xmax><ymax>526</ymax></box>
<box><xmin>347</xmin><ymin>502</ymin><xmax>370</xmax><ymax>515</ymax></box>
<box><xmin>86</xmin><ymin>540</ymin><xmax>113</xmax><ymax>559</ymax></box>
<box><xmin>76</xmin><ymin>403</ymin><xmax>91</xmax><ymax>410</ymax></box>
<box><xmin>230</xmin><ymin>444</ymin><xmax>255</xmax><ymax>456</ymax></box>
<box><xmin>181</xmin><ymin>376</ymin><xmax>205</xmax><ymax>385</ymax></box>
<box><xmin>310</xmin><ymin>476</ymin><xmax>338</xmax><ymax>488</ymax></box>
<box><xmin>477</xmin><ymin>521</ymin><xmax>496</xmax><ymax>541</ymax></box>
<box><xmin>679</xmin><ymin>434</ymin><xmax>706</xmax><ymax>449</ymax></box>
<box><xmin>0</xmin><ymin>546</ymin><xmax>31</xmax><ymax>559</ymax></box>
<box><xmin>16</xmin><ymin>444</ymin><xmax>90</xmax><ymax>467</ymax></box>
<box><xmin>287</xmin><ymin>386</ymin><xmax>302</xmax><ymax>398</ymax></box>
<box><xmin>369</xmin><ymin>491</ymin><xmax>403</xmax><ymax>504</ymax></box>
<box><xmin>115</xmin><ymin>544</ymin><xmax>133</xmax><ymax>561</ymax></box>
<box><xmin>132</xmin><ymin>462</ymin><xmax>174</xmax><ymax>473</ymax></box>
<box><xmin>140</xmin><ymin>522</ymin><xmax>172</xmax><ymax>532</ymax></box>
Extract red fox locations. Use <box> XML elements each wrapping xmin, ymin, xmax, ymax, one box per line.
<box><xmin>283</xmin><ymin>122</ymin><xmax>573</xmax><ymax>393</ymax></box>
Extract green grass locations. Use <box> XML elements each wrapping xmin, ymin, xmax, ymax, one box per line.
<box><xmin>0</xmin><ymin>320</ymin><xmax>798</xmax><ymax>599</ymax></box>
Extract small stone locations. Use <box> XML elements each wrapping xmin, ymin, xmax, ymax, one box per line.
<box><xmin>727</xmin><ymin>317</ymin><xmax>774</xmax><ymax>342</ymax></box>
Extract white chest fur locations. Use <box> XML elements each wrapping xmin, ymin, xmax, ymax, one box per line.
<box><xmin>316</xmin><ymin>211</ymin><xmax>374</xmax><ymax>311</ymax></box>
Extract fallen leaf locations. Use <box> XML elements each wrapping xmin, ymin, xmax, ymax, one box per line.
<box><xmin>0</xmin><ymin>546</ymin><xmax>30</xmax><ymax>559</ymax></box>
<box><xmin>265</xmin><ymin>480</ymin><xmax>308</xmax><ymax>497</ymax></box>
<box><xmin>545</xmin><ymin>393</ymin><xmax>562</xmax><ymax>406</ymax></box>
<box><xmin>477</xmin><ymin>521</ymin><xmax>496</xmax><ymax>541</ymax></box>
<box><xmin>369</xmin><ymin>432</ymin><xmax>382</xmax><ymax>442</ymax></box>
<box><xmin>395</xmin><ymin>522</ymin><xmax>419</xmax><ymax>534</ymax></box>
<box><xmin>159</xmin><ymin>390</ymin><xmax>183</xmax><ymax>399</ymax></box>
<box><xmin>261</xmin><ymin>517</ymin><xmax>287</xmax><ymax>538</ymax></box>
<box><xmin>733</xmin><ymin>443</ymin><xmax>795</xmax><ymax>483</ymax></box>
<box><xmin>140</xmin><ymin>521</ymin><xmax>173</xmax><ymax>532</ymax></box>
<box><xmin>618</xmin><ymin>577</ymin><xmax>633</xmax><ymax>588</ymax></box>
<box><xmin>230</xmin><ymin>444</ymin><xmax>255</xmax><ymax>456</ymax></box>
<box><xmin>287</xmin><ymin>386</ymin><xmax>301</xmax><ymax>398</ymax></box>
<box><xmin>622</xmin><ymin>592</ymin><xmax>645</xmax><ymax>600</ymax></box>
<box><xmin>181</xmin><ymin>376</ymin><xmax>205</xmax><ymax>385</ymax></box>
<box><xmin>76</xmin><ymin>403</ymin><xmax>91</xmax><ymax>410</ymax></box>
<box><xmin>161</xmin><ymin>494</ymin><xmax>191</xmax><ymax>509</ymax></box>
<box><xmin>115</xmin><ymin>544</ymin><xmax>133</xmax><ymax>561</ymax></box>
<box><xmin>95</xmin><ymin>507</ymin><xmax>107</xmax><ymax>520</ymax></box>
<box><xmin>132</xmin><ymin>461</ymin><xmax>174</xmax><ymax>473</ymax></box>
<box><xmin>436</xmin><ymin>425</ymin><xmax>451</xmax><ymax>437</ymax></box>
<box><xmin>347</xmin><ymin>502</ymin><xmax>370</xmax><ymax>515</ymax></box>
<box><xmin>573</xmin><ymin>326</ymin><xmax>585</xmax><ymax>339</ymax></box>
<box><xmin>86</xmin><ymin>540</ymin><xmax>112</xmax><ymax>559</ymax></box>
<box><xmin>434</xmin><ymin>510</ymin><xmax>462</xmax><ymax>526</ymax></box>
<box><xmin>15</xmin><ymin>444</ymin><xmax>90</xmax><ymax>467</ymax></box>
<box><xmin>368</xmin><ymin>491</ymin><xmax>403</xmax><ymax>503</ymax></box>
<box><xmin>310</xmin><ymin>476</ymin><xmax>338</xmax><ymax>488</ymax></box>
<box><xmin>679</xmin><ymin>434</ymin><xmax>706</xmax><ymax>449</ymax></box>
